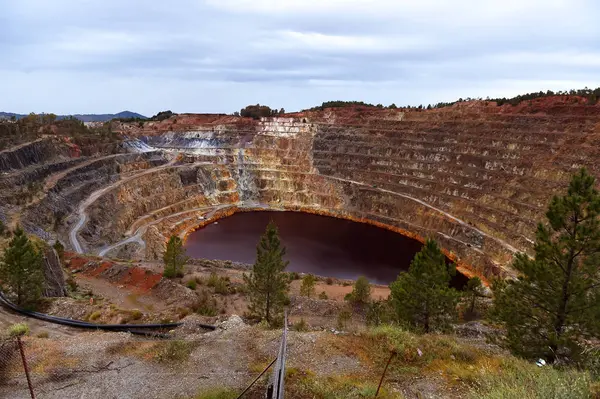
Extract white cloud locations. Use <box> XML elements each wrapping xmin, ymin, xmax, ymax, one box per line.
<box><xmin>0</xmin><ymin>0</ymin><xmax>599</xmax><ymax>114</ymax></box>
<box><xmin>491</xmin><ymin>52</ymin><xmax>600</xmax><ymax>68</ymax></box>
<box><xmin>53</xmin><ymin>30</ymin><xmax>150</xmax><ymax>54</ymax></box>
<box><xmin>258</xmin><ymin>31</ymin><xmax>430</xmax><ymax>53</ymax></box>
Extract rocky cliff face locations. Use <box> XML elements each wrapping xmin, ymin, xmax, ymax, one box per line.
<box><xmin>2</xmin><ymin>98</ymin><xmax>599</xmax><ymax>280</ymax></box>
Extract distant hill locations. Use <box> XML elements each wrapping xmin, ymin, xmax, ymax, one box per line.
<box><xmin>0</xmin><ymin>111</ymin><xmax>147</xmax><ymax>122</ymax></box>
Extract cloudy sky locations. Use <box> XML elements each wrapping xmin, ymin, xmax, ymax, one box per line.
<box><xmin>1</xmin><ymin>0</ymin><xmax>600</xmax><ymax>115</ymax></box>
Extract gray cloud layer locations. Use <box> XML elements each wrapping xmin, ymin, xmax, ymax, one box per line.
<box><xmin>1</xmin><ymin>0</ymin><xmax>600</xmax><ymax>115</ymax></box>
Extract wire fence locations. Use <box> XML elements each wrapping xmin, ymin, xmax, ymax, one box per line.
<box><xmin>0</xmin><ymin>328</ymin><xmax>289</xmax><ymax>399</ymax></box>
<box><xmin>0</xmin><ymin>312</ymin><xmax>380</xmax><ymax>399</ymax></box>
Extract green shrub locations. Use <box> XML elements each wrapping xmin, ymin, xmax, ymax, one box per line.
<box><xmin>187</xmin><ymin>279</ymin><xmax>197</xmax><ymax>290</ymax></box>
<box><xmin>207</xmin><ymin>272</ymin><xmax>220</xmax><ymax>286</ymax></box>
<box><xmin>192</xmin><ymin>290</ymin><xmax>219</xmax><ymax>317</ymax></box>
<box><xmin>154</xmin><ymin>340</ymin><xmax>194</xmax><ymax>363</ymax></box>
<box><xmin>130</xmin><ymin>309</ymin><xmax>143</xmax><ymax>320</ymax></box>
<box><xmin>207</xmin><ymin>272</ymin><xmax>229</xmax><ymax>294</ymax></box>
<box><xmin>366</xmin><ymin>300</ymin><xmax>395</xmax><ymax>326</ymax></box>
<box><xmin>319</xmin><ymin>291</ymin><xmax>328</xmax><ymax>300</ymax></box>
<box><xmin>89</xmin><ymin>311</ymin><xmax>102</xmax><ymax>321</ymax></box>
<box><xmin>293</xmin><ymin>318</ymin><xmax>309</xmax><ymax>332</ymax></box>
<box><xmin>194</xmin><ymin>387</ymin><xmax>238</xmax><ymax>399</ymax></box>
<box><xmin>66</xmin><ymin>275</ymin><xmax>78</xmax><ymax>293</ymax></box>
<box><xmin>300</xmin><ymin>274</ymin><xmax>317</xmax><ymax>297</ymax></box>
<box><xmin>53</xmin><ymin>240</ymin><xmax>65</xmax><ymax>260</ymax></box>
<box><xmin>8</xmin><ymin>323</ymin><xmax>29</xmax><ymax>337</ymax></box>
<box><xmin>469</xmin><ymin>357</ymin><xmax>593</xmax><ymax>399</ymax></box>
<box><xmin>288</xmin><ymin>271</ymin><xmax>300</xmax><ymax>281</ymax></box>
<box><xmin>293</xmin><ymin>374</ymin><xmax>395</xmax><ymax>399</ymax></box>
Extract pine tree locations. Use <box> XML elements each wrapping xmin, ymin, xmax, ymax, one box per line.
<box><xmin>464</xmin><ymin>277</ymin><xmax>485</xmax><ymax>316</ymax></box>
<box><xmin>244</xmin><ymin>221</ymin><xmax>290</xmax><ymax>325</ymax></box>
<box><xmin>491</xmin><ymin>168</ymin><xmax>600</xmax><ymax>362</ymax></box>
<box><xmin>53</xmin><ymin>240</ymin><xmax>65</xmax><ymax>261</ymax></box>
<box><xmin>390</xmin><ymin>239</ymin><xmax>460</xmax><ymax>333</ymax></box>
<box><xmin>347</xmin><ymin>276</ymin><xmax>371</xmax><ymax>306</ymax></box>
<box><xmin>163</xmin><ymin>235</ymin><xmax>188</xmax><ymax>278</ymax></box>
<box><xmin>0</xmin><ymin>227</ymin><xmax>44</xmax><ymax>307</ymax></box>
<box><xmin>300</xmin><ymin>274</ymin><xmax>316</xmax><ymax>298</ymax></box>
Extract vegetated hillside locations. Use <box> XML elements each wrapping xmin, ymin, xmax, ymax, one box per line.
<box><xmin>0</xmin><ymin>110</ymin><xmax>147</xmax><ymax>122</ymax></box>
<box><xmin>302</xmin><ymin>87</ymin><xmax>600</xmax><ymax>110</ymax></box>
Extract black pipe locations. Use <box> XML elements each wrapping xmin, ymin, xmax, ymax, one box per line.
<box><xmin>0</xmin><ymin>290</ymin><xmax>216</xmax><ymax>333</ymax></box>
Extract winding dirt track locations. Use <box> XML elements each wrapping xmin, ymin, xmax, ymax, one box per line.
<box><xmin>69</xmin><ymin>156</ymin><xmax>179</xmax><ymax>253</ymax></box>
<box><xmin>97</xmin><ymin>205</ymin><xmax>218</xmax><ymax>257</ymax></box>
<box><xmin>69</xmin><ymin>155</ymin><xmax>520</xmax><ymax>259</ymax></box>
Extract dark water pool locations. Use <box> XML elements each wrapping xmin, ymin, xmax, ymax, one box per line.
<box><xmin>184</xmin><ymin>211</ymin><xmax>467</xmax><ymax>286</ymax></box>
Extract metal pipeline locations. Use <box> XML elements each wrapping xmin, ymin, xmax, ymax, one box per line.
<box><xmin>0</xmin><ymin>290</ymin><xmax>216</xmax><ymax>335</ymax></box>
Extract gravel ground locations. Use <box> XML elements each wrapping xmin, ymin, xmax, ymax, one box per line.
<box><xmin>0</xmin><ymin>315</ymin><xmax>380</xmax><ymax>399</ymax></box>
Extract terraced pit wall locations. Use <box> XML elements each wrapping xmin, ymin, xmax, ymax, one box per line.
<box><xmin>107</xmin><ymin>105</ymin><xmax>599</xmax><ymax>279</ymax></box>
<box><xmin>2</xmin><ymin>99</ymin><xmax>599</xmax><ymax>281</ymax></box>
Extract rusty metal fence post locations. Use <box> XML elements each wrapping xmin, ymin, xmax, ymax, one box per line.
<box><xmin>16</xmin><ymin>337</ymin><xmax>35</xmax><ymax>399</ymax></box>
<box><xmin>375</xmin><ymin>350</ymin><xmax>396</xmax><ymax>397</ymax></box>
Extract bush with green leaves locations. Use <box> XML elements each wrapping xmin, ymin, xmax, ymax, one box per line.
<box><xmin>366</xmin><ymin>300</ymin><xmax>395</xmax><ymax>327</ymax></box>
<box><xmin>207</xmin><ymin>272</ymin><xmax>230</xmax><ymax>294</ymax></box>
<box><xmin>469</xmin><ymin>357</ymin><xmax>594</xmax><ymax>399</ymax></box>
<box><xmin>186</xmin><ymin>279</ymin><xmax>197</xmax><ymax>290</ymax></box>
<box><xmin>8</xmin><ymin>323</ymin><xmax>29</xmax><ymax>338</ymax></box>
<box><xmin>53</xmin><ymin>240</ymin><xmax>65</xmax><ymax>261</ymax></box>
<box><xmin>293</xmin><ymin>318</ymin><xmax>309</xmax><ymax>332</ymax></box>
<box><xmin>191</xmin><ymin>289</ymin><xmax>219</xmax><ymax>317</ymax></box>
<box><xmin>154</xmin><ymin>340</ymin><xmax>194</xmax><ymax>363</ymax></box>
<box><xmin>194</xmin><ymin>388</ymin><xmax>238</xmax><ymax>399</ymax></box>
<box><xmin>346</xmin><ymin>276</ymin><xmax>371</xmax><ymax>306</ymax></box>
<box><xmin>300</xmin><ymin>274</ymin><xmax>317</xmax><ymax>298</ymax></box>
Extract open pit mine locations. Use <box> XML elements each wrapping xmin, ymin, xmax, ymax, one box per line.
<box><xmin>1</xmin><ymin>97</ymin><xmax>600</xmax><ymax>282</ymax></box>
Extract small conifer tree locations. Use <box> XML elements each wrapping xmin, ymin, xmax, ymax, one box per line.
<box><xmin>464</xmin><ymin>277</ymin><xmax>485</xmax><ymax>317</ymax></box>
<box><xmin>163</xmin><ymin>235</ymin><xmax>188</xmax><ymax>278</ymax></box>
<box><xmin>491</xmin><ymin>168</ymin><xmax>600</xmax><ymax>362</ymax></box>
<box><xmin>244</xmin><ymin>221</ymin><xmax>290</xmax><ymax>325</ymax></box>
<box><xmin>0</xmin><ymin>227</ymin><xmax>44</xmax><ymax>307</ymax></box>
<box><xmin>346</xmin><ymin>276</ymin><xmax>371</xmax><ymax>306</ymax></box>
<box><xmin>390</xmin><ymin>239</ymin><xmax>460</xmax><ymax>333</ymax></box>
<box><xmin>300</xmin><ymin>274</ymin><xmax>317</xmax><ymax>298</ymax></box>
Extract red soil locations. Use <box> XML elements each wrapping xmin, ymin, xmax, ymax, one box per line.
<box><xmin>64</xmin><ymin>252</ymin><xmax>163</xmax><ymax>293</ymax></box>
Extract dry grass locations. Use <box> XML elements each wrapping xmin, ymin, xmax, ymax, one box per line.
<box><xmin>105</xmin><ymin>340</ymin><xmax>157</xmax><ymax>360</ymax></box>
<box><xmin>153</xmin><ymin>340</ymin><xmax>195</xmax><ymax>363</ymax></box>
<box><xmin>206</xmin><ymin>272</ymin><xmax>231</xmax><ymax>295</ymax></box>
<box><xmin>194</xmin><ymin>387</ymin><xmax>238</xmax><ymax>399</ymax></box>
<box><xmin>105</xmin><ymin>339</ymin><xmax>196</xmax><ymax>364</ymax></box>
<box><xmin>309</xmin><ymin>325</ymin><xmax>598</xmax><ymax>398</ymax></box>
<box><xmin>24</xmin><ymin>338</ymin><xmax>81</xmax><ymax>377</ymax></box>
<box><xmin>287</xmin><ymin>371</ymin><xmax>402</xmax><ymax>399</ymax></box>
<box><xmin>467</xmin><ymin>357</ymin><xmax>595</xmax><ymax>399</ymax></box>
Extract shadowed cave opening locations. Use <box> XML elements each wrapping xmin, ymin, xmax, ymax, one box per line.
<box><xmin>184</xmin><ymin>211</ymin><xmax>469</xmax><ymax>287</ymax></box>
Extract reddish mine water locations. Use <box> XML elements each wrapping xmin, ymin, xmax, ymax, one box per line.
<box><xmin>184</xmin><ymin>211</ymin><xmax>468</xmax><ymax>286</ymax></box>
